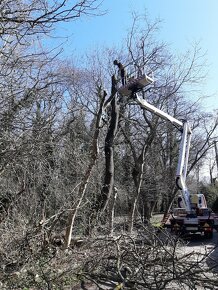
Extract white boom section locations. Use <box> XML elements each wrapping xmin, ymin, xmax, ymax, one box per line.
<box><xmin>134</xmin><ymin>94</ymin><xmax>192</xmax><ymax>212</ymax></box>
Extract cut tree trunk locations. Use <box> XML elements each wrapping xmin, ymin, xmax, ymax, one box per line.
<box><xmin>97</xmin><ymin>75</ymin><xmax>120</xmax><ymax>216</ymax></box>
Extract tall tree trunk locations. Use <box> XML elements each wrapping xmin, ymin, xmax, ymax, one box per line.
<box><xmin>128</xmin><ymin>144</ymin><xmax>146</xmax><ymax>233</ymax></box>
<box><xmin>64</xmin><ymin>90</ymin><xmax>106</xmax><ymax>248</ymax></box>
<box><xmin>109</xmin><ymin>186</ymin><xmax>118</xmax><ymax>235</ymax></box>
<box><xmin>127</xmin><ymin>129</ymin><xmax>156</xmax><ymax>232</ymax></box>
<box><xmin>97</xmin><ymin>75</ymin><xmax>120</xmax><ymax>215</ymax></box>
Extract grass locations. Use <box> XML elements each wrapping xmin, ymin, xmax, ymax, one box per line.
<box><xmin>150</xmin><ymin>213</ymin><xmax>164</xmax><ymax>227</ymax></box>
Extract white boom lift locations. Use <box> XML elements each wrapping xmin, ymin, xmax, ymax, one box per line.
<box><xmin>133</xmin><ymin>95</ymin><xmax>192</xmax><ymax>214</ymax></box>
<box><xmin>115</xmin><ymin>60</ymin><xmax>217</xmax><ymax>238</ymax></box>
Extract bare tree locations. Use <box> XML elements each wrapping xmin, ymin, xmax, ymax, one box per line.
<box><xmin>64</xmin><ymin>87</ymin><xmax>106</xmax><ymax>248</ymax></box>
<box><xmin>96</xmin><ymin>76</ymin><xmax>119</xmax><ymax>212</ymax></box>
<box><xmin>123</xmin><ymin>12</ymin><xmax>211</xmax><ymax>217</ymax></box>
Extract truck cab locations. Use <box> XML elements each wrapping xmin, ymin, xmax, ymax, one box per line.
<box><xmin>177</xmin><ymin>193</ymin><xmax>207</xmax><ymax>212</ymax></box>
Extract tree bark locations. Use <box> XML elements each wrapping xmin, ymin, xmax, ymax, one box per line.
<box><xmin>97</xmin><ymin>75</ymin><xmax>120</xmax><ymax>215</ymax></box>
<box><xmin>109</xmin><ymin>186</ymin><xmax>118</xmax><ymax>235</ymax></box>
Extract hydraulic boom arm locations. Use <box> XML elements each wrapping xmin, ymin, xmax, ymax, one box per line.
<box><xmin>134</xmin><ymin>94</ymin><xmax>192</xmax><ymax>212</ymax></box>
<box><xmin>114</xmin><ymin>59</ymin><xmax>192</xmax><ymax>213</ymax></box>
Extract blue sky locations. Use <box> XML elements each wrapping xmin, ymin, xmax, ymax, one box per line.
<box><xmin>54</xmin><ymin>0</ymin><xmax>218</xmax><ymax>111</ymax></box>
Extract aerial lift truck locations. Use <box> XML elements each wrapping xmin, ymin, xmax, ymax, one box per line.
<box><xmin>115</xmin><ymin>61</ymin><xmax>216</xmax><ymax>238</ymax></box>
